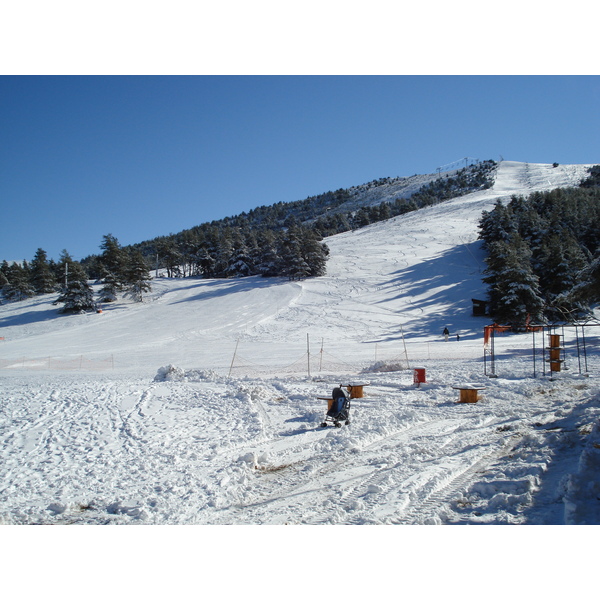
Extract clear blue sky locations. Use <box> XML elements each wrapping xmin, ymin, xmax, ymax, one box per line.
<box><xmin>1</xmin><ymin>75</ymin><xmax>599</xmax><ymax>263</ymax></box>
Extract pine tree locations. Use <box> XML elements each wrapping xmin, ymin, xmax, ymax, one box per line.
<box><xmin>54</xmin><ymin>280</ymin><xmax>96</xmax><ymax>313</ymax></box>
<box><xmin>197</xmin><ymin>247</ymin><xmax>216</xmax><ymax>279</ymax></box>
<box><xmin>478</xmin><ymin>199</ymin><xmax>517</xmax><ymax>246</ymax></box>
<box><xmin>301</xmin><ymin>232</ymin><xmax>328</xmax><ymax>277</ymax></box>
<box><xmin>3</xmin><ymin>263</ymin><xmax>35</xmax><ymax>301</ymax></box>
<box><xmin>226</xmin><ymin>234</ymin><xmax>253</xmax><ymax>277</ymax></box>
<box><xmin>535</xmin><ymin>231</ymin><xmax>588</xmax><ymax>319</ymax></box>
<box><xmin>0</xmin><ymin>269</ymin><xmax>9</xmax><ymax>302</ymax></box>
<box><xmin>568</xmin><ymin>252</ymin><xmax>600</xmax><ymax>308</ymax></box>
<box><xmin>279</xmin><ymin>228</ymin><xmax>311</xmax><ymax>280</ymax></box>
<box><xmin>97</xmin><ymin>272</ymin><xmax>120</xmax><ymax>303</ymax></box>
<box><xmin>157</xmin><ymin>239</ymin><xmax>183</xmax><ymax>278</ymax></box>
<box><xmin>0</xmin><ymin>260</ymin><xmax>9</xmax><ymax>279</ymax></box>
<box><xmin>484</xmin><ymin>235</ymin><xmax>544</xmax><ymax>327</ymax></box>
<box><xmin>255</xmin><ymin>231</ymin><xmax>280</xmax><ymax>277</ymax></box>
<box><xmin>123</xmin><ymin>250</ymin><xmax>152</xmax><ymax>302</ymax></box>
<box><xmin>213</xmin><ymin>231</ymin><xmax>234</xmax><ymax>278</ymax></box>
<box><xmin>57</xmin><ymin>250</ymin><xmax>88</xmax><ymax>291</ymax></box>
<box><xmin>99</xmin><ymin>234</ymin><xmax>127</xmax><ymax>287</ymax></box>
<box><xmin>30</xmin><ymin>248</ymin><xmax>57</xmax><ymax>294</ymax></box>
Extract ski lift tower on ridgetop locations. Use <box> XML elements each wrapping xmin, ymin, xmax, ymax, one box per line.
<box><xmin>436</xmin><ymin>157</ymin><xmax>479</xmax><ymax>177</ymax></box>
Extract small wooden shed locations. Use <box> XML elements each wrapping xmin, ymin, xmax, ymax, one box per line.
<box><xmin>471</xmin><ymin>298</ymin><xmax>488</xmax><ymax>316</ymax></box>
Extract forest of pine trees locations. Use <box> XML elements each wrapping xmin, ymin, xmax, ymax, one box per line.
<box><xmin>478</xmin><ymin>165</ymin><xmax>600</xmax><ymax>327</ymax></box>
<box><xmin>0</xmin><ymin>236</ymin><xmax>154</xmax><ymax>311</ymax></box>
<box><xmin>1</xmin><ymin>161</ymin><xmax>496</xmax><ymax>308</ymax></box>
<box><xmin>5</xmin><ymin>161</ymin><xmax>599</xmax><ymax>325</ymax></box>
<box><xmin>87</xmin><ymin>161</ymin><xmax>495</xmax><ymax>281</ymax></box>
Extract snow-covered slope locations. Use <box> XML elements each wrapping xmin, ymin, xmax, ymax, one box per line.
<box><xmin>1</xmin><ymin>161</ymin><xmax>599</xmax><ymax>526</ymax></box>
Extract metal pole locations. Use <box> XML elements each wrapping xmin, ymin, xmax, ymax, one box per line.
<box><xmin>307</xmin><ymin>333</ymin><xmax>311</xmax><ymax>379</ymax></box>
<box><xmin>582</xmin><ymin>325</ymin><xmax>588</xmax><ymax>373</ymax></box>
<box><xmin>561</xmin><ymin>324</ymin><xmax>566</xmax><ymax>369</ymax></box>
<box><xmin>491</xmin><ymin>327</ymin><xmax>496</xmax><ymax>377</ymax></box>
<box><xmin>319</xmin><ymin>338</ymin><xmax>324</xmax><ymax>372</ymax></box>
<box><xmin>575</xmin><ymin>325</ymin><xmax>582</xmax><ymax>375</ymax></box>
<box><xmin>532</xmin><ymin>327</ymin><xmax>536</xmax><ymax>378</ymax></box>
<box><xmin>400</xmin><ymin>323</ymin><xmax>409</xmax><ymax>370</ymax></box>
<box><xmin>542</xmin><ymin>325</ymin><xmax>546</xmax><ymax>377</ymax></box>
<box><xmin>228</xmin><ymin>339</ymin><xmax>239</xmax><ymax>377</ymax></box>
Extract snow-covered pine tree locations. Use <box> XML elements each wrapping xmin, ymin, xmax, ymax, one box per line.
<box><xmin>226</xmin><ymin>236</ymin><xmax>254</xmax><ymax>277</ymax></box>
<box><xmin>54</xmin><ymin>280</ymin><xmax>96</xmax><ymax>313</ymax></box>
<box><xmin>30</xmin><ymin>248</ymin><xmax>58</xmax><ymax>294</ymax></box>
<box><xmin>255</xmin><ymin>231</ymin><xmax>280</xmax><ymax>277</ymax></box>
<box><xmin>279</xmin><ymin>228</ymin><xmax>311</xmax><ymax>280</ymax></box>
<box><xmin>478</xmin><ymin>199</ymin><xmax>517</xmax><ymax>246</ymax></box>
<box><xmin>123</xmin><ymin>250</ymin><xmax>152</xmax><ymax>302</ymax></box>
<box><xmin>0</xmin><ymin>269</ymin><xmax>9</xmax><ymax>302</ymax></box>
<box><xmin>99</xmin><ymin>234</ymin><xmax>128</xmax><ymax>287</ymax></box>
<box><xmin>301</xmin><ymin>233</ymin><xmax>329</xmax><ymax>277</ymax></box>
<box><xmin>97</xmin><ymin>272</ymin><xmax>120</xmax><ymax>303</ymax></box>
<box><xmin>156</xmin><ymin>238</ymin><xmax>183</xmax><ymax>278</ymax></box>
<box><xmin>484</xmin><ymin>234</ymin><xmax>544</xmax><ymax>327</ymax></box>
<box><xmin>213</xmin><ymin>231</ymin><xmax>234</xmax><ymax>278</ymax></box>
<box><xmin>56</xmin><ymin>250</ymin><xmax>88</xmax><ymax>291</ymax></box>
<box><xmin>568</xmin><ymin>251</ymin><xmax>600</xmax><ymax>308</ymax></box>
<box><xmin>3</xmin><ymin>263</ymin><xmax>35</xmax><ymax>302</ymax></box>
<box><xmin>534</xmin><ymin>231</ymin><xmax>589</xmax><ymax>319</ymax></box>
<box><xmin>196</xmin><ymin>247</ymin><xmax>216</xmax><ymax>279</ymax></box>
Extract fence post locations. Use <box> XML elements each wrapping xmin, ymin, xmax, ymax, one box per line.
<box><xmin>229</xmin><ymin>339</ymin><xmax>239</xmax><ymax>377</ymax></box>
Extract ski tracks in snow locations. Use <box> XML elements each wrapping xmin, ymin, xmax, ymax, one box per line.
<box><xmin>214</xmin><ymin>399</ymin><xmax>527</xmax><ymax>525</ymax></box>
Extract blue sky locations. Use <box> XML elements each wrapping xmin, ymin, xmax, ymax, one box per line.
<box><xmin>2</xmin><ymin>75</ymin><xmax>599</xmax><ymax>263</ymax></box>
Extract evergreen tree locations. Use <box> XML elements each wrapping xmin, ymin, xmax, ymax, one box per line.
<box><xmin>479</xmin><ymin>199</ymin><xmax>517</xmax><ymax>246</ymax></box>
<box><xmin>0</xmin><ymin>269</ymin><xmax>9</xmax><ymax>302</ymax></box>
<box><xmin>97</xmin><ymin>272</ymin><xmax>120</xmax><ymax>303</ymax></box>
<box><xmin>483</xmin><ymin>235</ymin><xmax>544</xmax><ymax>326</ymax></box>
<box><xmin>353</xmin><ymin>207</ymin><xmax>371</xmax><ymax>229</ymax></box>
<box><xmin>255</xmin><ymin>230</ymin><xmax>280</xmax><ymax>277</ymax></box>
<box><xmin>568</xmin><ymin>252</ymin><xmax>600</xmax><ymax>308</ymax></box>
<box><xmin>30</xmin><ymin>248</ymin><xmax>58</xmax><ymax>294</ymax></box>
<box><xmin>122</xmin><ymin>250</ymin><xmax>152</xmax><ymax>302</ymax></box>
<box><xmin>57</xmin><ymin>250</ymin><xmax>88</xmax><ymax>291</ymax></box>
<box><xmin>279</xmin><ymin>228</ymin><xmax>311</xmax><ymax>280</ymax></box>
<box><xmin>99</xmin><ymin>234</ymin><xmax>127</xmax><ymax>286</ymax></box>
<box><xmin>54</xmin><ymin>280</ymin><xmax>96</xmax><ymax>313</ymax></box>
<box><xmin>0</xmin><ymin>261</ymin><xmax>10</xmax><ymax>301</ymax></box>
<box><xmin>197</xmin><ymin>246</ymin><xmax>217</xmax><ymax>279</ymax></box>
<box><xmin>226</xmin><ymin>233</ymin><xmax>253</xmax><ymax>277</ymax></box>
<box><xmin>535</xmin><ymin>231</ymin><xmax>588</xmax><ymax>319</ymax></box>
<box><xmin>301</xmin><ymin>232</ymin><xmax>329</xmax><ymax>277</ymax></box>
<box><xmin>3</xmin><ymin>263</ymin><xmax>35</xmax><ymax>301</ymax></box>
<box><xmin>157</xmin><ymin>239</ymin><xmax>183</xmax><ymax>278</ymax></box>
<box><xmin>213</xmin><ymin>231</ymin><xmax>234</xmax><ymax>278</ymax></box>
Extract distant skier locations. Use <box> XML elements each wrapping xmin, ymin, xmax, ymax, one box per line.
<box><xmin>443</xmin><ymin>327</ymin><xmax>450</xmax><ymax>341</ymax></box>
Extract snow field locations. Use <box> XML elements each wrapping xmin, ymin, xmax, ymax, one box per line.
<box><xmin>2</xmin><ymin>352</ymin><xmax>599</xmax><ymax>525</ymax></box>
<box><xmin>1</xmin><ymin>161</ymin><xmax>599</xmax><ymax>531</ymax></box>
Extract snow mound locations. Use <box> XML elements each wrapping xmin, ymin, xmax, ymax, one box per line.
<box><xmin>362</xmin><ymin>360</ymin><xmax>409</xmax><ymax>373</ymax></box>
<box><xmin>154</xmin><ymin>364</ymin><xmax>225</xmax><ymax>382</ymax></box>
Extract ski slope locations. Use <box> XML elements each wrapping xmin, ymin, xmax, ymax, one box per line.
<box><xmin>1</xmin><ymin>161</ymin><xmax>600</xmax><ymax>528</ymax></box>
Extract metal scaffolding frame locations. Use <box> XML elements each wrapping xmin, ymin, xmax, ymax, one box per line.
<box><xmin>484</xmin><ymin>321</ymin><xmax>600</xmax><ymax>379</ymax></box>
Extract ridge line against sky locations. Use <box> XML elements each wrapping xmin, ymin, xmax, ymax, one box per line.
<box><xmin>1</xmin><ymin>4</ymin><xmax>599</xmax><ymax>263</ymax></box>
